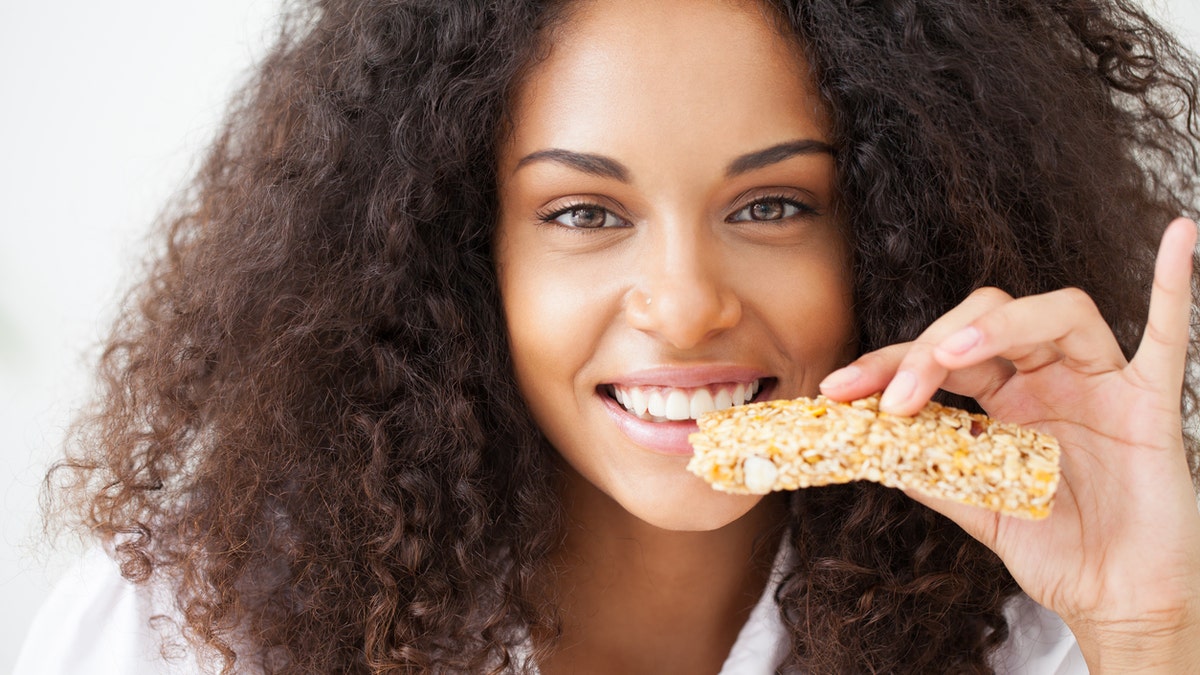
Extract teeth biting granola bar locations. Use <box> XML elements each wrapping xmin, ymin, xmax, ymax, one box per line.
<box><xmin>686</xmin><ymin>394</ymin><xmax>1060</xmax><ymax>519</ymax></box>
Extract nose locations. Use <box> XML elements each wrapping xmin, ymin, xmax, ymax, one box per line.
<box><xmin>624</xmin><ymin>227</ymin><xmax>742</xmax><ymax>350</ymax></box>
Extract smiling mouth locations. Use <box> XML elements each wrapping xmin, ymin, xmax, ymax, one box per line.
<box><xmin>602</xmin><ymin>378</ymin><xmax>773</xmax><ymax>422</ymax></box>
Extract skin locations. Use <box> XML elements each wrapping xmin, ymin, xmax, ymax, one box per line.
<box><xmin>496</xmin><ymin>0</ymin><xmax>1200</xmax><ymax>671</ymax></box>
<box><xmin>494</xmin><ymin>0</ymin><xmax>852</xmax><ymax>671</ymax></box>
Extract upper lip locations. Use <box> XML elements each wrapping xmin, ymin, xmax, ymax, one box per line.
<box><xmin>603</xmin><ymin>365</ymin><xmax>771</xmax><ymax>388</ymax></box>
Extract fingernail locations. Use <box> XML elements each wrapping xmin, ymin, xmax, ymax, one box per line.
<box><xmin>879</xmin><ymin>370</ymin><xmax>916</xmax><ymax>411</ymax></box>
<box><xmin>938</xmin><ymin>327</ymin><xmax>981</xmax><ymax>356</ymax></box>
<box><xmin>820</xmin><ymin>365</ymin><xmax>862</xmax><ymax>390</ymax></box>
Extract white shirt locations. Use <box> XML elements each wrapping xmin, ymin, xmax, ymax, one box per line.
<box><xmin>16</xmin><ymin>547</ymin><xmax>1086</xmax><ymax>674</ymax></box>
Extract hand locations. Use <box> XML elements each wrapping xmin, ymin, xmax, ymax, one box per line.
<box><xmin>819</xmin><ymin>218</ymin><xmax>1200</xmax><ymax>671</ymax></box>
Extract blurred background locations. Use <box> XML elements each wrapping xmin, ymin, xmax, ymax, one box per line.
<box><xmin>2</xmin><ymin>1</ymin><xmax>1199</xmax><ymax>671</ymax></box>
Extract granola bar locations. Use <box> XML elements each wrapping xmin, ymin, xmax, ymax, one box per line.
<box><xmin>686</xmin><ymin>394</ymin><xmax>1060</xmax><ymax>519</ymax></box>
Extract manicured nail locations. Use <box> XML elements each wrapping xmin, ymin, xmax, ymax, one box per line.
<box><xmin>879</xmin><ymin>370</ymin><xmax>916</xmax><ymax>411</ymax></box>
<box><xmin>938</xmin><ymin>326</ymin><xmax>981</xmax><ymax>356</ymax></box>
<box><xmin>820</xmin><ymin>365</ymin><xmax>862</xmax><ymax>390</ymax></box>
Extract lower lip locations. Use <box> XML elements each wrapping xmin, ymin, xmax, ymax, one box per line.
<box><xmin>601</xmin><ymin>395</ymin><xmax>700</xmax><ymax>455</ymax></box>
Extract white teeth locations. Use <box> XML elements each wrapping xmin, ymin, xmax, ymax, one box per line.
<box><xmin>630</xmin><ymin>388</ymin><xmax>648</xmax><ymax>415</ymax></box>
<box><xmin>689</xmin><ymin>389</ymin><xmax>715</xmax><ymax>418</ymax></box>
<box><xmin>610</xmin><ymin>379</ymin><xmax>765</xmax><ymax>422</ymax></box>
<box><xmin>713</xmin><ymin>389</ymin><xmax>733</xmax><ymax>410</ymax></box>
<box><xmin>665</xmin><ymin>390</ymin><xmax>690</xmax><ymax>420</ymax></box>
<box><xmin>647</xmin><ymin>390</ymin><xmax>666</xmax><ymax>418</ymax></box>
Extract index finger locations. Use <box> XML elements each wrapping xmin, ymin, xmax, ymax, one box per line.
<box><xmin>1128</xmin><ymin>218</ymin><xmax>1198</xmax><ymax>393</ymax></box>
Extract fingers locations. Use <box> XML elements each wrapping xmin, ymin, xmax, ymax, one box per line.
<box><xmin>885</xmin><ymin>287</ymin><xmax>1015</xmax><ymax>413</ymax></box>
<box><xmin>819</xmin><ymin>287</ymin><xmax>1016</xmax><ymax>410</ymax></box>
<box><xmin>823</xmin><ymin>285</ymin><xmax>1126</xmax><ymax>416</ymax></box>
<box><xmin>932</xmin><ymin>286</ymin><xmax>1127</xmax><ymax>376</ymax></box>
<box><xmin>1129</xmin><ymin>218</ymin><xmax>1198</xmax><ymax>394</ymax></box>
<box><xmin>817</xmin><ymin>287</ymin><xmax>1002</xmax><ymax>402</ymax></box>
<box><xmin>823</xmin><ymin>219</ymin><xmax>1196</xmax><ymax>416</ymax></box>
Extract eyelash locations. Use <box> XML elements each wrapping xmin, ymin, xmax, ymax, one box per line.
<box><xmin>535</xmin><ymin>201</ymin><xmax>629</xmax><ymax>229</ymax></box>
<box><xmin>727</xmin><ymin>194</ymin><xmax>818</xmax><ymax>223</ymax></box>
<box><xmin>534</xmin><ymin>194</ymin><xmax>818</xmax><ymax>230</ymax></box>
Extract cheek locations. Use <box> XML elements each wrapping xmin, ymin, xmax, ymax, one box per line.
<box><xmin>497</xmin><ymin>246</ymin><xmax>614</xmax><ymax>407</ymax></box>
<box><xmin>787</xmin><ymin>269</ymin><xmax>855</xmax><ymax>356</ymax></box>
<box><xmin>746</xmin><ymin>244</ymin><xmax>856</xmax><ymax>360</ymax></box>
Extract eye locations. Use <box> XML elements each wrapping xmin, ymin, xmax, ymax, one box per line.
<box><xmin>728</xmin><ymin>196</ymin><xmax>814</xmax><ymax>222</ymax></box>
<box><xmin>538</xmin><ymin>203</ymin><xmax>630</xmax><ymax>229</ymax></box>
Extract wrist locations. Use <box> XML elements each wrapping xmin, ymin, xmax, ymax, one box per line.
<box><xmin>1072</xmin><ymin>610</ymin><xmax>1200</xmax><ymax>673</ymax></box>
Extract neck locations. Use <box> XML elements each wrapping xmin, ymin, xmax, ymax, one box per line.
<box><xmin>535</xmin><ymin>469</ymin><xmax>787</xmax><ymax>675</ymax></box>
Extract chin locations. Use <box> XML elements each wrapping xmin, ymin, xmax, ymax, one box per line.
<box><xmin>553</xmin><ymin>443</ymin><xmax>778</xmax><ymax>534</ymax></box>
<box><xmin>619</xmin><ymin>481</ymin><xmax>768</xmax><ymax>532</ymax></box>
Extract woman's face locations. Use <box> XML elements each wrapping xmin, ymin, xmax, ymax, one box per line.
<box><xmin>495</xmin><ymin>0</ymin><xmax>855</xmax><ymax>531</ymax></box>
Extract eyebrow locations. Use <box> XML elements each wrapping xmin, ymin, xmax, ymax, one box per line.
<box><xmin>512</xmin><ymin>138</ymin><xmax>834</xmax><ymax>182</ymax></box>
<box><xmin>725</xmin><ymin>139</ymin><xmax>835</xmax><ymax>177</ymax></box>
<box><xmin>514</xmin><ymin>149</ymin><xmax>630</xmax><ymax>181</ymax></box>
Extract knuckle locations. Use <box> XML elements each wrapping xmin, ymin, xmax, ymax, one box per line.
<box><xmin>857</xmin><ymin>343</ymin><xmax>908</xmax><ymax>367</ymax></box>
<box><xmin>897</xmin><ymin>341</ymin><xmax>940</xmax><ymax>374</ymax></box>
<box><xmin>968</xmin><ymin>286</ymin><xmax>1012</xmax><ymax>306</ymax></box>
<box><xmin>1058</xmin><ymin>286</ymin><xmax>1098</xmax><ymax>312</ymax></box>
<box><xmin>1151</xmin><ymin>275</ymin><xmax>1183</xmax><ymax>298</ymax></box>
<box><xmin>1143</xmin><ymin>320</ymin><xmax>1176</xmax><ymax>348</ymax></box>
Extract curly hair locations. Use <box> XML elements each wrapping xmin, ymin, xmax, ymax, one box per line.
<box><xmin>47</xmin><ymin>0</ymin><xmax>1200</xmax><ymax>673</ymax></box>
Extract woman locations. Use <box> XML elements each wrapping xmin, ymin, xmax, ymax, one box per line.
<box><xmin>21</xmin><ymin>0</ymin><xmax>1200</xmax><ymax>672</ymax></box>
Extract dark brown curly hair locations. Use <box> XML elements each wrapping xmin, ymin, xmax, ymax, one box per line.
<box><xmin>47</xmin><ymin>0</ymin><xmax>1200</xmax><ymax>672</ymax></box>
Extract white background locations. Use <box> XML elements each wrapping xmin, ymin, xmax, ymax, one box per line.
<box><xmin>2</xmin><ymin>1</ymin><xmax>1199</xmax><ymax>671</ymax></box>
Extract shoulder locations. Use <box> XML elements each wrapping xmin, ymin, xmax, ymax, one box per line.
<box><xmin>14</xmin><ymin>547</ymin><xmax>203</xmax><ymax>675</ymax></box>
<box><xmin>992</xmin><ymin>593</ymin><xmax>1088</xmax><ymax>674</ymax></box>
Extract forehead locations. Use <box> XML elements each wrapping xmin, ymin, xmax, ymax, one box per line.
<box><xmin>502</xmin><ymin>0</ymin><xmax>830</xmax><ymax>172</ymax></box>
